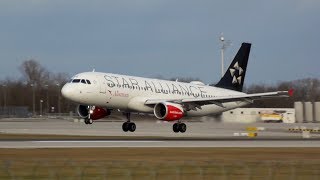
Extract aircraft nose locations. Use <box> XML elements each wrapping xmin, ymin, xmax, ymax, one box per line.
<box><xmin>61</xmin><ymin>84</ymin><xmax>73</xmax><ymax>99</ymax></box>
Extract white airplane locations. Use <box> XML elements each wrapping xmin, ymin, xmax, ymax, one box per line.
<box><xmin>61</xmin><ymin>43</ymin><xmax>292</xmax><ymax>133</ymax></box>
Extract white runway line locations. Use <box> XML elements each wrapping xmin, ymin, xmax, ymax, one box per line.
<box><xmin>32</xmin><ymin>140</ymin><xmax>163</xmax><ymax>143</ymax></box>
<box><xmin>1</xmin><ymin>140</ymin><xmax>320</xmax><ymax>148</ymax></box>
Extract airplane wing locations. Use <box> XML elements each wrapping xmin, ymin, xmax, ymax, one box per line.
<box><xmin>145</xmin><ymin>90</ymin><xmax>291</xmax><ymax>109</ymax></box>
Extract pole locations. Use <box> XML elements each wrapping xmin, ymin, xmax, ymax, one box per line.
<box><xmin>40</xmin><ymin>99</ymin><xmax>43</xmax><ymax>116</ymax></box>
<box><xmin>221</xmin><ymin>47</ymin><xmax>224</xmax><ymax>77</ymax></box>
<box><xmin>219</xmin><ymin>33</ymin><xmax>231</xmax><ymax>77</ymax></box>
<box><xmin>31</xmin><ymin>84</ymin><xmax>35</xmax><ymax>116</ymax></box>
<box><xmin>56</xmin><ymin>84</ymin><xmax>61</xmax><ymax>116</ymax></box>
<box><xmin>220</xmin><ymin>34</ymin><xmax>225</xmax><ymax>77</ymax></box>
<box><xmin>45</xmin><ymin>85</ymin><xmax>49</xmax><ymax>114</ymax></box>
<box><xmin>2</xmin><ymin>85</ymin><xmax>7</xmax><ymax>116</ymax></box>
<box><xmin>3</xmin><ymin>85</ymin><xmax>6</xmax><ymax>109</ymax></box>
<box><xmin>58</xmin><ymin>92</ymin><xmax>61</xmax><ymax>115</ymax></box>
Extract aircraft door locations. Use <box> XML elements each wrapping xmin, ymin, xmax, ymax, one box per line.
<box><xmin>99</xmin><ymin>76</ymin><xmax>107</xmax><ymax>94</ymax></box>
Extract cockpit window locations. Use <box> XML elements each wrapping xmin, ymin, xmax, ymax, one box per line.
<box><xmin>71</xmin><ymin>78</ymin><xmax>91</xmax><ymax>84</ymax></box>
<box><xmin>72</xmin><ymin>79</ymin><xmax>81</xmax><ymax>83</ymax></box>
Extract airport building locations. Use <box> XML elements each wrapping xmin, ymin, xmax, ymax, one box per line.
<box><xmin>222</xmin><ymin>108</ymin><xmax>295</xmax><ymax>123</ymax></box>
<box><xmin>221</xmin><ymin>101</ymin><xmax>320</xmax><ymax>124</ymax></box>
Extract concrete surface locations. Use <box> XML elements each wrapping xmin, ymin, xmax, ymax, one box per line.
<box><xmin>1</xmin><ymin>118</ymin><xmax>320</xmax><ymax>148</ymax></box>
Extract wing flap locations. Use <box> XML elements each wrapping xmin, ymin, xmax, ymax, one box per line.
<box><xmin>144</xmin><ymin>91</ymin><xmax>290</xmax><ymax>106</ymax></box>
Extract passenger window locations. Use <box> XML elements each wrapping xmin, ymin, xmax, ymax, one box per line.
<box><xmin>81</xmin><ymin>79</ymin><xmax>86</xmax><ymax>84</ymax></box>
<box><xmin>72</xmin><ymin>79</ymin><xmax>80</xmax><ymax>83</ymax></box>
<box><xmin>86</xmin><ymin>80</ymin><xmax>91</xmax><ymax>84</ymax></box>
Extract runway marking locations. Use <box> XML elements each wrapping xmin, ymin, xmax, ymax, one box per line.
<box><xmin>31</xmin><ymin>140</ymin><xmax>164</xmax><ymax>143</ymax></box>
<box><xmin>0</xmin><ymin>138</ymin><xmax>319</xmax><ymax>141</ymax></box>
<box><xmin>1</xmin><ymin>140</ymin><xmax>320</xmax><ymax>148</ymax></box>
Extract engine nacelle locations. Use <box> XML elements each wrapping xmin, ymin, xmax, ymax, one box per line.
<box><xmin>77</xmin><ymin>105</ymin><xmax>90</xmax><ymax>118</ymax></box>
<box><xmin>154</xmin><ymin>102</ymin><xmax>184</xmax><ymax>121</ymax></box>
<box><xmin>77</xmin><ymin>105</ymin><xmax>111</xmax><ymax>120</ymax></box>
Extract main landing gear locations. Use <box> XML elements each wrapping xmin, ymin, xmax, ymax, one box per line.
<box><xmin>173</xmin><ymin>122</ymin><xmax>187</xmax><ymax>133</ymax></box>
<box><xmin>122</xmin><ymin>113</ymin><xmax>136</xmax><ymax>132</ymax></box>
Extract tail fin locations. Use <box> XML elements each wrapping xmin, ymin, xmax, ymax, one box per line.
<box><xmin>215</xmin><ymin>42</ymin><xmax>251</xmax><ymax>92</ymax></box>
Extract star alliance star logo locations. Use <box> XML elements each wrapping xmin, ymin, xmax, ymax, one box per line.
<box><xmin>229</xmin><ymin>62</ymin><xmax>243</xmax><ymax>85</ymax></box>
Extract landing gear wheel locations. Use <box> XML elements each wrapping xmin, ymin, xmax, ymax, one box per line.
<box><xmin>173</xmin><ymin>123</ymin><xmax>179</xmax><ymax>133</ymax></box>
<box><xmin>179</xmin><ymin>123</ymin><xmax>187</xmax><ymax>133</ymax></box>
<box><xmin>129</xmin><ymin>122</ymin><xmax>136</xmax><ymax>132</ymax></box>
<box><xmin>172</xmin><ymin>122</ymin><xmax>187</xmax><ymax>133</ymax></box>
<box><xmin>122</xmin><ymin>122</ymin><xmax>129</xmax><ymax>132</ymax></box>
<box><xmin>85</xmin><ymin>118</ymin><xmax>92</xmax><ymax>125</ymax></box>
<box><xmin>122</xmin><ymin>112</ymin><xmax>136</xmax><ymax>132</ymax></box>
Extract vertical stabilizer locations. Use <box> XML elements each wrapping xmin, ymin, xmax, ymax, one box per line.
<box><xmin>215</xmin><ymin>43</ymin><xmax>251</xmax><ymax>92</ymax></box>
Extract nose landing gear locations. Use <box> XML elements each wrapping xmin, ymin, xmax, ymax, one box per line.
<box><xmin>84</xmin><ymin>118</ymin><xmax>93</xmax><ymax>124</ymax></box>
<box><xmin>84</xmin><ymin>107</ymin><xmax>93</xmax><ymax>125</ymax></box>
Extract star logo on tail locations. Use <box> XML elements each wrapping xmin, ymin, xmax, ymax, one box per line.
<box><xmin>229</xmin><ymin>62</ymin><xmax>244</xmax><ymax>85</ymax></box>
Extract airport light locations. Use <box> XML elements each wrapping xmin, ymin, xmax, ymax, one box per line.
<box><xmin>219</xmin><ymin>33</ymin><xmax>231</xmax><ymax>77</ymax></box>
<box><xmin>30</xmin><ymin>84</ymin><xmax>35</xmax><ymax>116</ymax></box>
<box><xmin>44</xmin><ymin>84</ymin><xmax>49</xmax><ymax>114</ymax></box>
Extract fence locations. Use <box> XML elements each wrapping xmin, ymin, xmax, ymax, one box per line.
<box><xmin>0</xmin><ymin>160</ymin><xmax>319</xmax><ymax>179</ymax></box>
<box><xmin>0</xmin><ymin>106</ymin><xmax>30</xmax><ymax>118</ymax></box>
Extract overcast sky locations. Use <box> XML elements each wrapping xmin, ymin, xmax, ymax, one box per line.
<box><xmin>0</xmin><ymin>0</ymin><xmax>319</xmax><ymax>84</ymax></box>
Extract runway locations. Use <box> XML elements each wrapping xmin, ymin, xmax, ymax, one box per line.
<box><xmin>1</xmin><ymin>118</ymin><xmax>320</xmax><ymax>148</ymax></box>
<box><xmin>1</xmin><ymin>139</ymin><xmax>320</xmax><ymax>148</ymax></box>
<box><xmin>1</xmin><ymin>118</ymin><xmax>319</xmax><ymax>137</ymax></box>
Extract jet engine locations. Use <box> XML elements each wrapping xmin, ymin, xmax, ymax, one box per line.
<box><xmin>77</xmin><ymin>105</ymin><xmax>111</xmax><ymax>120</ymax></box>
<box><xmin>154</xmin><ymin>102</ymin><xmax>184</xmax><ymax>121</ymax></box>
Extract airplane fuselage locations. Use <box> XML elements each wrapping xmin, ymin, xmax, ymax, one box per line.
<box><xmin>62</xmin><ymin>72</ymin><xmax>249</xmax><ymax>117</ymax></box>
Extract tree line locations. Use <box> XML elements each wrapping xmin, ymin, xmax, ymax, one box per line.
<box><xmin>0</xmin><ymin>60</ymin><xmax>319</xmax><ymax>115</ymax></box>
<box><xmin>244</xmin><ymin>78</ymin><xmax>320</xmax><ymax>108</ymax></box>
<box><xmin>0</xmin><ymin>60</ymin><xmax>70</xmax><ymax>115</ymax></box>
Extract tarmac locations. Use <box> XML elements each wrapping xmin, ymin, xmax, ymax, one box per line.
<box><xmin>1</xmin><ymin>118</ymin><xmax>320</xmax><ymax>148</ymax></box>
